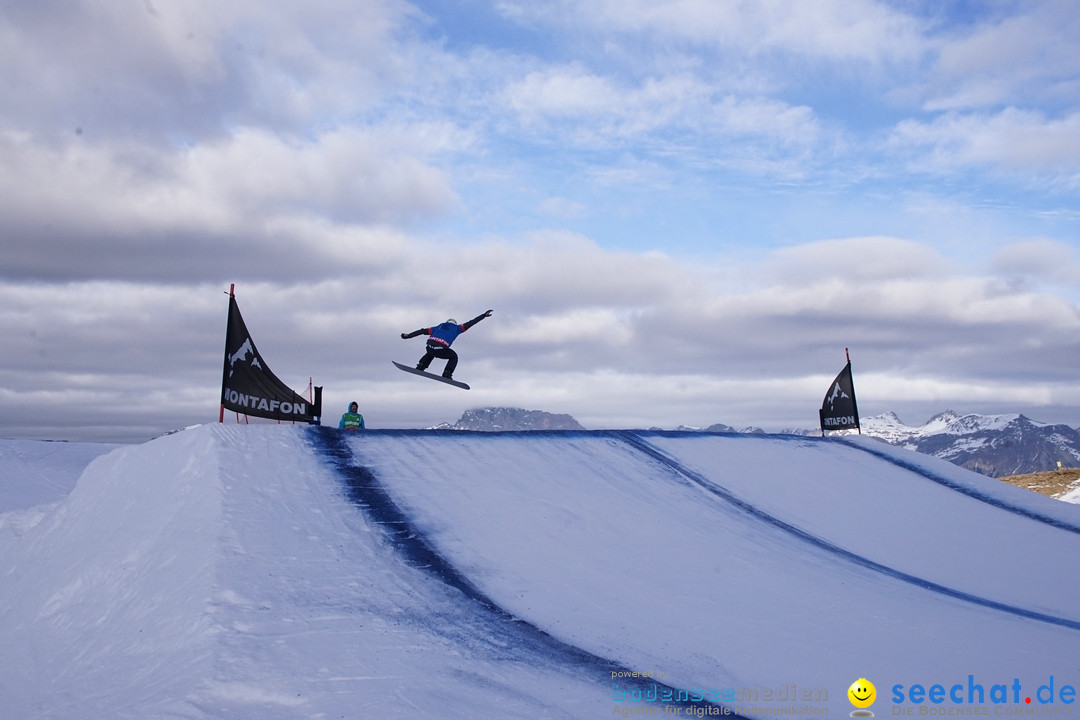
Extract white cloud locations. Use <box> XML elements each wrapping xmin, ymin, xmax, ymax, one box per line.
<box><xmin>507</xmin><ymin>67</ymin><xmax>624</xmax><ymax>122</ymax></box>
<box><xmin>747</xmin><ymin>243</ymin><xmax>1078</xmax><ymax>334</ymax></box>
<box><xmin>419</xmin><ymin>231</ymin><xmax>686</xmax><ymax>314</ymax></box>
<box><xmin>499</xmin><ymin>309</ymin><xmax>635</xmax><ymax>347</ymax></box>
<box><xmin>502</xmin><ymin>66</ymin><xmax>821</xmax><ymax>175</ymax></box>
<box><xmin>925</xmin><ymin>0</ymin><xmax>1080</xmax><ymax>111</ymax></box>
<box><xmin>183</xmin><ymin>126</ymin><xmax>462</xmax><ymax>223</ymax></box>
<box><xmin>768</xmin><ymin>236</ymin><xmax>951</xmax><ymax>283</ymax></box>
<box><xmin>0</xmin><ymin>125</ymin><xmax>459</xmax><ymax>282</ymax></box>
<box><xmin>7</xmin><ymin>235</ymin><xmax>1079</xmax><ymax>440</ymax></box>
<box><xmin>0</xmin><ymin>0</ymin><xmax>417</xmax><ymax>141</ymax></box>
<box><xmin>498</xmin><ymin>0</ymin><xmax>924</xmax><ymax>64</ymax></box>
<box><xmin>889</xmin><ymin>107</ymin><xmax>1080</xmax><ymax>182</ymax></box>
<box><xmin>539</xmin><ymin>196</ymin><xmax>587</xmax><ymax>219</ymax></box>
<box><xmin>992</xmin><ymin>239</ymin><xmax>1080</xmax><ymax>287</ymax></box>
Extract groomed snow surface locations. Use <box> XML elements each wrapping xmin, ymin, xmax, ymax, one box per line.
<box><xmin>2</xmin><ymin>425</ymin><xmax>1079</xmax><ymax>719</ymax></box>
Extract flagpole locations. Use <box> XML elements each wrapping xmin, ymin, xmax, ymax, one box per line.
<box><xmin>846</xmin><ymin>347</ymin><xmax>861</xmax><ymax>434</ymax></box>
<box><xmin>219</xmin><ymin>284</ymin><xmax>236</xmax><ymax>423</ymax></box>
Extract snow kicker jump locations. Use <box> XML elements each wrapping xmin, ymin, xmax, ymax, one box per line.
<box><xmin>4</xmin><ymin>425</ymin><xmax>1079</xmax><ymax>719</ymax></box>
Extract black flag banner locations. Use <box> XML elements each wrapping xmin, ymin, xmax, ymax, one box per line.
<box><xmin>220</xmin><ymin>289</ymin><xmax>321</xmax><ymax>423</ymax></box>
<box><xmin>819</xmin><ymin>353</ymin><xmax>860</xmax><ymax>435</ymax></box>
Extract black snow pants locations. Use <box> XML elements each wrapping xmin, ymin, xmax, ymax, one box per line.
<box><xmin>418</xmin><ymin>342</ymin><xmax>458</xmax><ymax>377</ymax></box>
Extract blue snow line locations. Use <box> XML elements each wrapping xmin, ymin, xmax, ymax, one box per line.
<box><xmin>308</xmin><ymin>427</ymin><xmax>492</xmax><ymax>605</ymax></box>
<box><xmin>306</xmin><ymin>426</ymin><xmax>745</xmax><ymax>717</ymax></box>
<box><xmin>835</xmin><ymin>438</ymin><xmax>1080</xmax><ymax>536</ymax></box>
<box><xmin>615</xmin><ymin>431</ymin><xmax>1080</xmax><ymax>633</ymax></box>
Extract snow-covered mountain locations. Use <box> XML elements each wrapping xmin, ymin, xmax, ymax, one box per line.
<box><xmin>690</xmin><ymin>422</ymin><xmax>765</xmax><ymax>433</ymax></box>
<box><xmin>432</xmin><ymin>406</ymin><xmax>586</xmax><ymax>431</ymax></box>
<box><xmin>860</xmin><ymin>410</ymin><xmax>1080</xmax><ymax>477</ymax></box>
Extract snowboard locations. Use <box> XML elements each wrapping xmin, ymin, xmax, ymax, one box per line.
<box><xmin>393</xmin><ymin>361</ymin><xmax>470</xmax><ymax>390</ymax></box>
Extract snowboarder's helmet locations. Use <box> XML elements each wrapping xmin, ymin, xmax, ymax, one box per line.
<box><xmin>446</xmin><ymin>318</ymin><xmax>457</xmax><ymax>325</ymax></box>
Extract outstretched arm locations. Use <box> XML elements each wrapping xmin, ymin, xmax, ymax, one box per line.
<box><xmin>401</xmin><ymin>328</ymin><xmax>428</xmax><ymax>339</ymax></box>
<box><xmin>463</xmin><ymin>309</ymin><xmax>493</xmax><ymax>331</ymax></box>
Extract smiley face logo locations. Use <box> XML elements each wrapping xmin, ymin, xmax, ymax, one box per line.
<box><xmin>848</xmin><ymin>678</ymin><xmax>876</xmax><ymax>709</ymax></box>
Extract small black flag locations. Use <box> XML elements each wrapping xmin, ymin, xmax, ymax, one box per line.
<box><xmin>220</xmin><ymin>292</ymin><xmax>320</xmax><ymax>423</ymax></box>
<box><xmin>819</xmin><ymin>360</ymin><xmax>860</xmax><ymax>434</ymax></box>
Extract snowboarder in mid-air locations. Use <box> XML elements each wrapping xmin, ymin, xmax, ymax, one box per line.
<box><xmin>400</xmin><ymin>310</ymin><xmax>493</xmax><ymax>380</ymax></box>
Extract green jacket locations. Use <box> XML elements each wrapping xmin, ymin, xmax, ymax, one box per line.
<box><xmin>339</xmin><ymin>411</ymin><xmax>365</xmax><ymax>430</ymax></box>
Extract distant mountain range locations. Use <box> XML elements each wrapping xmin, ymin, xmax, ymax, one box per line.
<box><xmin>858</xmin><ymin>410</ymin><xmax>1080</xmax><ymax>478</ymax></box>
<box><xmin>692</xmin><ymin>411</ymin><xmax>1080</xmax><ymax>479</ymax></box>
<box><xmin>434</xmin><ymin>407</ymin><xmax>1080</xmax><ymax>480</ymax></box>
<box><xmin>433</xmin><ymin>407</ymin><xmax>585</xmax><ymax>432</ymax></box>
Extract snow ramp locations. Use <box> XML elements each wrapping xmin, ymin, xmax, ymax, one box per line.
<box><xmin>1</xmin><ymin>425</ymin><xmax>1078</xmax><ymax>719</ymax></box>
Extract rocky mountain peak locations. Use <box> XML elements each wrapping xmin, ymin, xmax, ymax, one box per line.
<box><xmin>436</xmin><ymin>407</ymin><xmax>585</xmax><ymax>432</ymax></box>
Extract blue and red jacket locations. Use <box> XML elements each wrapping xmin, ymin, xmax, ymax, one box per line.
<box><xmin>402</xmin><ymin>310</ymin><xmax>491</xmax><ymax>347</ymax></box>
<box><xmin>427</xmin><ymin>321</ymin><xmax>466</xmax><ymax>347</ymax></box>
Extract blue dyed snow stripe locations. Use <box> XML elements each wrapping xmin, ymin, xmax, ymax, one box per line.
<box><xmin>308</xmin><ymin>426</ymin><xmax>494</xmax><ymax>607</ymax></box>
<box><xmin>306</xmin><ymin>426</ymin><xmax>745</xmax><ymax>717</ymax></box>
<box><xmin>837</xmin><ymin>438</ymin><xmax>1080</xmax><ymax>536</ymax></box>
<box><xmin>616</xmin><ymin>431</ymin><xmax>1080</xmax><ymax>633</ymax></box>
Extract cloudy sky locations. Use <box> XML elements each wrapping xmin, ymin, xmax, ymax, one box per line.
<box><xmin>2</xmin><ymin>0</ymin><xmax>1080</xmax><ymax>442</ymax></box>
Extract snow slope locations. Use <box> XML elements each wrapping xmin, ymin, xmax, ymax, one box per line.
<box><xmin>1</xmin><ymin>425</ymin><xmax>1079</xmax><ymax>719</ymax></box>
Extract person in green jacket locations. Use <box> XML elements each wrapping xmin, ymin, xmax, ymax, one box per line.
<box><xmin>339</xmin><ymin>401</ymin><xmax>365</xmax><ymax>430</ymax></box>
